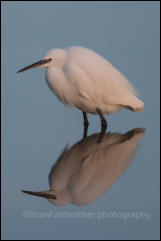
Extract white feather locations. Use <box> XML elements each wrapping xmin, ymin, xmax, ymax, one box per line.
<box><xmin>44</xmin><ymin>46</ymin><xmax>144</xmax><ymax>114</ymax></box>
<box><xmin>45</xmin><ymin>47</ymin><xmax>144</xmax><ymax>114</ymax></box>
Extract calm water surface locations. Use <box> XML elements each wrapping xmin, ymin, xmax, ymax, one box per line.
<box><xmin>2</xmin><ymin>2</ymin><xmax>160</xmax><ymax>240</ymax></box>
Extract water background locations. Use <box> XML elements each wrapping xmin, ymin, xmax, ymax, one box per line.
<box><xmin>1</xmin><ymin>2</ymin><xmax>160</xmax><ymax>240</ymax></box>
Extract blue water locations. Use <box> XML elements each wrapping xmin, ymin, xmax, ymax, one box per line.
<box><xmin>2</xmin><ymin>2</ymin><xmax>160</xmax><ymax>240</ymax></box>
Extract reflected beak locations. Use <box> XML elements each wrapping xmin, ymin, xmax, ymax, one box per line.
<box><xmin>17</xmin><ymin>58</ymin><xmax>52</xmax><ymax>73</ymax></box>
<box><xmin>21</xmin><ymin>190</ymin><xmax>57</xmax><ymax>200</ymax></box>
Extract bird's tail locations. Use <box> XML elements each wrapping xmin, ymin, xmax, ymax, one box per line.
<box><xmin>132</xmin><ymin>97</ymin><xmax>144</xmax><ymax>112</ymax></box>
<box><xmin>123</xmin><ymin>96</ymin><xmax>144</xmax><ymax>112</ymax></box>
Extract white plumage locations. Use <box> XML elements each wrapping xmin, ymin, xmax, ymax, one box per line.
<box><xmin>18</xmin><ymin>46</ymin><xmax>144</xmax><ymax>127</ymax></box>
<box><xmin>45</xmin><ymin>46</ymin><xmax>144</xmax><ymax>114</ymax></box>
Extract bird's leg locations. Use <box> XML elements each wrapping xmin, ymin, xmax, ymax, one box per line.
<box><xmin>83</xmin><ymin>112</ymin><xmax>89</xmax><ymax>138</ymax></box>
<box><xmin>83</xmin><ymin>112</ymin><xmax>89</xmax><ymax>126</ymax></box>
<box><xmin>97</xmin><ymin>108</ymin><xmax>107</xmax><ymax>142</ymax></box>
<box><xmin>97</xmin><ymin>108</ymin><xmax>107</xmax><ymax>130</ymax></box>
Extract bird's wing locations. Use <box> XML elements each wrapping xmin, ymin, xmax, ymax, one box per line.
<box><xmin>63</xmin><ymin>62</ymin><xmax>136</xmax><ymax>107</ymax></box>
<box><xmin>63</xmin><ymin>63</ymin><xmax>98</xmax><ymax>103</ymax></box>
<box><xmin>64</xmin><ymin>47</ymin><xmax>139</xmax><ymax>107</ymax></box>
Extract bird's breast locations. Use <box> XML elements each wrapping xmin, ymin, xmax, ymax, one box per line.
<box><xmin>46</xmin><ymin>67</ymin><xmax>77</xmax><ymax>106</ymax></box>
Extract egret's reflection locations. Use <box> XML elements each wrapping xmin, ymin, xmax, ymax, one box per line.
<box><xmin>22</xmin><ymin>127</ymin><xmax>145</xmax><ymax>206</ymax></box>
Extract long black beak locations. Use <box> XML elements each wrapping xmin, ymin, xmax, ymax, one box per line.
<box><xmin>21</xmin><ymin>190</ymin><xmax>57</xmax><ymax>200</ymax></box>
<box><xmin>17</xmin><ymin>58</ymin><xmax>52</xmax><ymax>73</ymax></box>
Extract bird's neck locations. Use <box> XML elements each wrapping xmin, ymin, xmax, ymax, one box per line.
<box><xmin>55</xmin><ymin>49</ymin><xmax>67</xmax><ymax>68</ymax></box>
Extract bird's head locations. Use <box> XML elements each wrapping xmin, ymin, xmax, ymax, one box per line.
<box><xmin>17</xmin><ymin>48</ymin><xmax>66</xmax><ymax>73</ymax></box>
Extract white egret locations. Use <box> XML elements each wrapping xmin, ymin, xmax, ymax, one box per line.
<box><xmin>22</xmin><ymin>127</ymin><xmax>145</xmax><ymax>206</ymax></box>
<box><xmin>18</xmin><ymin>46</ymin><xmax>144</xmax><ymax>130</ymax></box>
